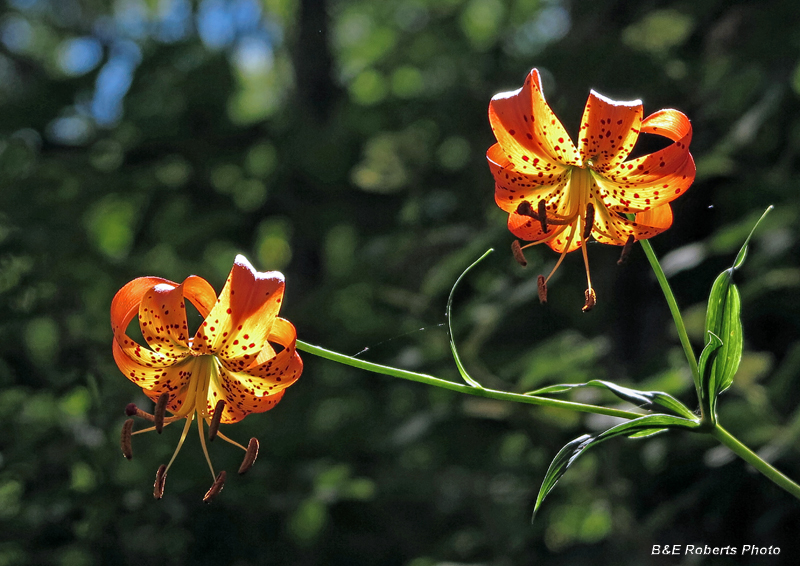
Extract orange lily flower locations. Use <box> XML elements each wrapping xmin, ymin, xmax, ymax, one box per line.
<box><xmin>488</xmin><ymin>69</ymin><xmax>695</xmax><ymax>310</ymax></box>
<box><xmin>112</xmin><ymin>255</ymin><xmax>302</xmax><ymax>499</ymax></box>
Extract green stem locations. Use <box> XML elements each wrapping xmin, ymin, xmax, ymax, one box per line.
<box><xmin>297</xmin><ymin>340</ymin><xmax>643</xmax><ymax>421</ymax></box>
<box><xmin>711</xmin><ymin>424</ymin><xmax>800</xmax><ymax>500</ymax></box>
<box><xmin>639</xmin><ymin>240</ymin><xmax>701</xmax><ymax>389</ymax></box>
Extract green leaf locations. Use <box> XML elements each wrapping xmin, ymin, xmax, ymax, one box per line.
<box><xmin>446</xmin><ymin>249</ymin><xmax>494</xmax><ymax>389</ymax></box>
<box><xmin>697</xmin><ymin>331</ymin><xmax>723</xmax><ymax>423</ymax></box>
<box><xmin>526</xmin><ymin>379</ymin><xmax>696</xmax><ymax>420</ymax></box>
<box><xmin>532</xmin><ymin>414</ymin><xmax>699</xmax><ymax>520</ymax></box>
<box><xmin>699</xmin><ymin>206</ymin><xmax>770</xmax><ymax>422</ymax></box>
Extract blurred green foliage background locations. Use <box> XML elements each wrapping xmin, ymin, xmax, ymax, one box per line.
<box><xmin>1</xmin><ymin>0</ymin><xmax>799</xmax><ymax>564</ymax></box>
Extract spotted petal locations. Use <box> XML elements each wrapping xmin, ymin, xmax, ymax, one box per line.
<box><xmin>113</xmin><ymin>341</ymin><xmax>196</xmax><ymax>406</ymax></box>
<box><xmin>595</xmin><ymin>109</ymin><xmax>694</xmax><ymax>213</ymax></box>
<box><xmin>591</xmin><ymin>200</ymin><xmax>673</xmax><ymax>246</ymax></box>
<box><xmin>489</xmin><ymin>69</ymin><xmax>580</xmax><ymax>171</ymax></box>
<box><xmin>489</xmin><ymin>144</ymin><xmax>570</xmax><ymax>213</ymax></box>
<box><xmin>192</xmin><ymin>255</ymin><xmax>285</xmax><ymax>366</ymax></box>
<box><xmin>578</xmin><ymin>90</ymin><xmax>643</xmax><ymax>171</ymax></box>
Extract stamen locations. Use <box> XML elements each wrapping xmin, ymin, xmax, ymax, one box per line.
<box><xmin>153</xmin><ymin>464</ymin><xmax>167</xmax><ymax>499</ymax></box>
<box><xmin>216</xmin><ymin>430</ymin><xmax>248</xmax><ymax>451</ymax></box>
<box><xmin>120</xmin><ymin>418</ymin><xmax>134</xmax><ymax>460</ymax></box>
<box><xmin>537</xmin><ymin>275</ymin><xmax>548</xmax><ymax>304</ymax></box>
<box><xmin>165</xmin><ymin>415</ymin><xmax>194</xmax><ymax>472</ymax></box>
<box><xmin>154</xmin><ymin>392</ymin><xmax>169</xmax><ymax>434</ymax></box>
<box><xmin>239</xmin><ymin>437</ymin><xmax>260</xmax><ymax>475</ymax></box>
<box><xmin>203</xmin><ymin>471</ymin><xmax>226</xmax><ymax>503</ymax></box>
<box><xmin>511</xmin><ymin>240</ymin><xmax>527</xmax><ymax>267</ymax></box>
<box><xmin>197</xmin><ymin>412</ymin><xmax>216</xmax><ymax>479</ymax></box>
<box><xmin>125</xmin><ymin>403</ymin><xmax>155</xmax><ymax>422</ymax></box>
<box><xmin>208</xmin><ymin>400</ymin><xmax>225</xmax><ymax>442</ymax></box>
<box><xmin>617</xmin><ymin>235</ymin><xmax>635</xmax><ymax>265</ymax></box>
<box><xmin>538</xmin><ymin>199</ymin><xmax>548</xmax><ymax>233</ymax></box>
<box><xmin>583</xmin><ymin>203</ymin><xmax>595</xmax><ymax>241</ymax></box>
<box><xmin>582</xmin><ymin>288</ymin><xmax>596</xmax><ymax>312</ymax></box>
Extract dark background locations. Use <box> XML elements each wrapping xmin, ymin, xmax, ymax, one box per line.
<box><xmin>1</xmin><ymin>0</ymin><xmax>799</xmax><ymax>564</ymax></box>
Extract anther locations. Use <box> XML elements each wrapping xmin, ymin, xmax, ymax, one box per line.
<box><xmin>582</xmin><ymin>288</ymin><xmax>596</xmax><ymax>312</ymax></box>
<box><xmin>238</xmin><ymin>437</ymin><xmax>260</xmax><ymax>475</ymax></box>
<box><xmin>154</xmin><ymin>392</ymin><xmax>169</xmax><ymax>434</ymax></box>
<box><xmin>516</xmin><ymin>200</ymin><xmax>536</xmax><ymax>218</ymax></box>
<box><xmin>511</xmin><ymin>240</ymin><xmax>527</xmax><ymax>267</ymax></box>
<box><xmin>583</xmin><ymin>203</ymin><xmax>595</xmax><ymax>241</ymax></box>
<box><xmin>208</xmin><ymin>400</ymin><xmax>225</xmax><ymax>442</ymax></box>
<box><xmin>153</xmin><ymin>464</ymin><xmax>167</xmax><ymax>499</ymax></box>
<box><xmin>120</xmin><ymin>418</ymin><xmax>134</xmax><ymax>460</ymax></box>
<box><xmin>537</xmin><ymin>275</ymin><xmax>548</xmax><ymax>304</ymax></box>
<box><xmin>124</xmin><ymin>403</ymin><xmax>155</xmax><ymax>422</ymax></box>
<box><xmin>617</xmin><ymin>235</ymin><xmax>635</xmax><ymax>265</ymax></box>
<box><xmin>537</xmin><ymin>199</ymin><xmax>548</xmax><ymax>233</ymax></box>
<box><xmin>203</xmin><ymin>471</ymin><xmax>226</xmax><ymax>503</ymax></box>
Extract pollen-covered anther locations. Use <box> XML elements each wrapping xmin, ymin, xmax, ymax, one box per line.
<box><xmin>124</xmin><ymin>403</ymin><xmax>155</xmax><ymax>422</ymax></box>
<box><xmin>583</xmin><ymin>203</ymin><xmax>595</xmax><ymax>241</ymax></box>
<box><xmin>154</xmin><ymin>392</ymin><xmax>169</xmax><ymax>434</ymax></box>
<box><xmin>537</xmin><ymin>275</ymin><xmax>548</xmax><ymax>304</ymax></box>
<box><xmin>208</xmin><ymin>400</ymin><xmax>225</xmax><ymax>442</ymax></box>
<box><xmin>120</xmin><ymin>418</ymin><xmax>134</xmax><ymax>460</ymax></box>
<box><xmin>511</xmin><ymin>240</ymin><xmax>527</xmax><ymax>267</ymax></box>
<box><xmin>537</xmin><ymin>199</ymin><xmax>549</xmax><ymax>233</ymax></box>
<box><xmin>238</xmin><ymin>437</ymin><xmax>260</xmax><ymax>475</ymax></box>
<box><xmin>617</xmin><ymin>235</ymin><xmax>635</xmax><ymax>265</ymax></box>
<box><xmin>154</xmin><ymin>464</ymin><xmax>167</xmax><ymax>499</ymax></box>
<box><xmin>203</xmin><ymin>471</ymin><xmax>226</xmax><ymax>503</ymax></box>
<box><xmin>582</xmin><ymin>288</ymin><xmax>597</xmax><ymax>313</ymax></box>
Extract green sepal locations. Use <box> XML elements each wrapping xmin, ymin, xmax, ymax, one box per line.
<box><xmin>527</xmin><ymin>379</ymin><xmax>696</xmax><ymax>420</ymax></box>
<box><xmin>532</xmin><ymin>414</ymin><xmax>699</xmax><ymax>521</ymax></box>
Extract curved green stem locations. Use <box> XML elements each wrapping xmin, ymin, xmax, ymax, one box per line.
<box><xmin>297</xmin><ymin>340</ymin><xmax>643</xmax><ymax>421</ymax></box>
<box><xmin>639</xmin><ymin>240</ymin><xmax>701</xmax><ymax>390</ymax></box>
<box><xmin>711</xmin><ymin>424</ymin><xmax>800</xmax><ymax>500</ymax></box>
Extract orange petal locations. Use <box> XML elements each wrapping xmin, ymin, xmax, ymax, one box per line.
<box><xmin>182</xmin><ymin>275</ymin><xmax>217</xmax><ymax>318</ymax></box>
<box><xmin>112</xmin><ymin>276</ymin><xmax>192</xmax><ymax>369</ymax></box>
<box><xmin>209</xmin><ymin>362</ymin><xmax>287</xmax><ymax>424</ymax></box>
<box><xmin>138</xmin><ymin>282</ymin><xmax>192</xmax><ymax>360</ymax></box>
<box><xmin>191</xmin><ymin>255</ymin><xmax>285</xmax><ymax>363</ymax></box>
<box><xmin>595</xmin><ymin>109</ymin><xmax>694</xmax><ymax>213</ymax></box>
<box><xmin>590</xmin><ymin>201</ymin><xmax>673</xmax><ymax>245</ymax></box>
<box><xmin>111</xmin><ymin>276</ymin><xmax>175</xmax><ymax>341</ymax></box>
<box><xmin>578</xmin><ymin>90</ymin><xmax>643</xmax><ymax>170</ymax></box>
<box><xmin>489</xmin><ymin>69</ymin><xmax>580</xmax><ymax>170</ymax></box>
<box><xmin>245</xmin><ymin>318</ymin><xmax>303</xmax><ymax>383</ymax></box>
<box><xmin>489</xmin><ymin>144</ymin><xmax>571</xmax><ymax>213</ymax></box>
<box><xmin>113</xmin><ymin>340</ymin><xmax>195</xmax><ymax>401</ymax></box>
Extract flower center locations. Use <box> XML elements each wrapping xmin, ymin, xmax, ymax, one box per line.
<box><xmin>120</xmin><ymin>354</ymin><xmax>260</xmax><ymax>500</ymax></box>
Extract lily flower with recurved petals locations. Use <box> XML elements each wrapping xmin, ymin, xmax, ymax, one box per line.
<box><xmin>112</xmin><ymin>255</ymin><xmax>302</xmax><ymax>500</ymax></box>
<box><xmin>488</xmin><ymin>69</ymin><xmax>695</xmax><ymax>310</ymax></box>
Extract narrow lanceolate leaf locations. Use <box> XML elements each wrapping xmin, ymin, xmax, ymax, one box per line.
<box><xmin>533</xmin><ymin>414</ymin><xmax>699</xmax><ymax>520</ymax></box>
<box><xmin>446</xmin><ymin>249</ymin><xmax>494</xmax><ymax>389</ymax></box>
<box><xmin>527</xmin><ymin>380</ymin><xmax>696</xmax><ymax>420</ymax></box>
